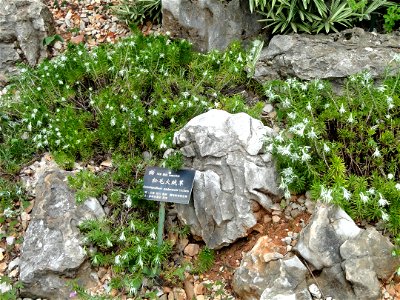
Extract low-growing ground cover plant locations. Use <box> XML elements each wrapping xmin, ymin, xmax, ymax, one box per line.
<box><xmin>0</xmin><ymin>32</ymin><xmax>263</xmax><ymax>297</ymax></box>
<box><xmin>264</xmin><ymin>64</ymin><xmax>400</xmax><ymax>256</ymax></box>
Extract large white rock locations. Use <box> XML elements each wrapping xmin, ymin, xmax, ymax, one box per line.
<box><xmin>174</xmin><ymin>110</ymin><xmax>281</xmax><ymax>249</ymax></box>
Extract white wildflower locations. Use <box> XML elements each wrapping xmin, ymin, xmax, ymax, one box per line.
<box><xmin>149</xmin><ymin>228</ymin><xmax>157</xmax><ymax>240</ymax></box>
<box><xmin>3</xmin><ymin>207</ymin><xmax>13</xmax><ymax>218</ymax></box>
<box><xmin>115</xmin><ymin>255</ymin><xmax>121</xmax><ymax>265</ymax></box>
<box><xmin>150</xmin><ymin>133</ymin><xmax>154</xmax><ymax>141</ymax></box>
<box><xmin>306</xmin><ymin>102</ymin><xmax>312</xmax><ymax>111</ymax></box>
<box><xmin>395</xmin><ymin>183</ymin><xmax>400</xmax><ymax>190</ymax></box>
<box><xmin>300</xmin><ymin>83</ymin><xmax>308</xmax><ymax>91</ymax></box>
<box><xmin>274</xmin><ymin>133</ymin><xmax>284</xmax><ymax>143</ymax></box>
<box><xmin>124</xmin><ymin>195</ymin><xmax>132</xmax><ymax>208</ymax></box>
<box><xmin>307</xmin><ymin>127</ymin><xmax>318</xmax><ymax>139</ymax></box>
<box><xmin>388</xmin><ymin>173</ymin><xmax>394</xmax><ymax>180</ymax></box>
<box><xmin>288</xmin><ymin>112</ymin><xmax>297</xmax><ymax>119</ymax></box>
<box><xmin>339</xmin><ymin>104</ymin><xmax>346</xmax><ymax>114</ymax></box>
<box><xmin>377</xmin><ymin>85</ymin><xmax>386</xmax><ymax>93</ymax></box>
<box><xmin>342</xmin><ymin>187</ymin><xmax>351</xmax><ymax>200</ymax></box>
<box><xmin>130</xmin><ymin>220</ymin><xmax>136</xmax><ymax>231</ymax></box>
<box><xmin>347</xmin><ymin>113</ymin><xmax>354</xmax><ymax>124</ymax></box>
<box><xmin>301</xmin><ymin>147</ymin><xmax>311</xmax><ymax>162</ymax></box>
<box><xmin>282</xmin><ymin>98</ymin><xmax>291</xmax><ymax>108</ymax></box>
<box><xmin>323</xmin><ymin>143</ymin><xmax>330</xmax><ymax>153</ymax></box>
<box><xmin>372</xmin><ymin>147</ymin><xmax>381</xmax><ymax>158</ymax></box>
<box><xmin>119</xmin><ymin>231</ymin><xmax>126</xmax><ymax>241</ymax></box>
<box><xmin>277</xmin><ymin>144</ymin><xmax>291</xmax><ymax>156</ymax></box>
<box><xmin>160</xmin><ymin>140</ymin><xmax>167</xmax><ymax>149</ymax></box>
<box><xmin>367</xmin><ymin>188</ymin><xmax>375</xmax><ymax>195</ymax></box>
<box><xmin>378</xmin><ymin>193</ymin><xmax>389</xmax><ymax>207</ymax></box>
<box><xmin>320</xmin><ymin>186</ymin><xmax>333</xmax><ymax>203</ymax></box>
<box><xmin>381</xmin><ymin>210</ymin><xmax>389</xmax><ymax>221</ymax></box>
<box><xmin>359</xmin><ymin>192</ymin><xmax>369</xmax><ymax>203</ymax></box>
<box><xmin>289</xmin><ymin>122</ymin><xmax>306</xmax><ymax>137</ymax></box>
<box><xmin>106</xmin><ymin>238</ymin><xmax>113</xmax><ymax>247</ymax></box>
<box><xmin>110</xmin><ymin>117</ymin><xmax>116</xmax><ymax>127</ymax></box>
<box><xmin>170</xmin><ymin>117</ymin><xmax>175</xmax><ymax>123</ymax></box>
<box><xmin>137</xmin><ymin>256</ymin><xmax>144</xmax><ymax>268</ymax></box>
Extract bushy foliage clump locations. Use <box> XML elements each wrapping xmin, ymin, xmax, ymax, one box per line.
<box><xmin>249</xmin><ymin>0</ymin><xmax>391</xmax><ymax>34</ymax></box>
<box><xmin>264</xmin><ymin>65</ymin><xmax>400</xmax><ymax>241</ymax></box>
<box><xmin>0</xmin><ymin>33</ymin><xmax>263</xmax><ymax>296</ymax></box>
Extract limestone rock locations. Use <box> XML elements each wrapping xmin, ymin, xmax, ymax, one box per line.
<box><xmin>294</xmin><ymin>202</ymin><xmax>361</xmax><ymax>270</ymax></box>
<box><xmin>340</xmin><ymin>227</ymin><xmax>400</xmax><ymax>280</ymax></box>
<box><xmin>232</xmin><ymin>236</ymin><xmax>311</xmax><ymax>300</ymax></box>
<box><xmin>314</xmin><ymin>264</ymin><xmax>356</xmax><ymax>300</ymax></box>
<box><xmin>174</xmin><ymin>110</ymin><xmax>281</xmax><ymax>249</ymax></box>
<box><xmin>19</xmin><ymin>168</ymin><xmax>104</xmax><ymax>299</ymax></box>
<box><xmin>254</xmin><ymin>28</ymin><xmax>400</xmax><ymax>83</ymax></box>
<box><xmin>0</xmin><ymin>0</ymin><xmax>55</xmax><ymax>85</ymax></box>
<box><xmin>162</xmin><ymin>0</ymin><xmax>262</xmax><ymax>52</ymax></box>
<box><xmin>340</xmin><ymin>227</ymin><xmax>400</xmax><ymax>300</ymax></box>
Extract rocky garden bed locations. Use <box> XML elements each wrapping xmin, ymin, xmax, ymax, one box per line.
<box><xmin>1</xmin><ymin>0</ymin><xmax>400</xmax><ymax>299</ymax></box>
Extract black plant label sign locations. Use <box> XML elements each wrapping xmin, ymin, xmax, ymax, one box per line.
<box><xmin>143</xmin><ymin>166</ymin><xmax>196</xmax><ymax>204</ymax></box>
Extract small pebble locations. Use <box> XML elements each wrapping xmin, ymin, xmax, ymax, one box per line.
<box><xmin>308</xmin><ymin>283</ymin><xmax>322</xmax><ymax>298</ymax></box>
<box><xmin>272</xmin><ymin>215</ymin><xmax>281</xmax><ymax>223</ymax></box>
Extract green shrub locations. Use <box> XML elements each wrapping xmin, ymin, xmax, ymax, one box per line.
<box><xmin>112</xmin><ymin>0</ymin><xmax>161</xmax><ymax>26</ymax></box>
<box><xmin>0</xmin><ymin>33</ymin><xmax>263</xmax><ymax>296</ymax></box>
<box><xmin>264</xmin><ymin>67</ymin><xmax>400</xmax><ymax>236</ymax></box>
<box><xmin>384</xmin><ymin>4</ymin><xmax>400</xmax><ymax>32</ymax></box>
<box><xmin>250</xmin><ymin>0</ymin><xmax>389</xmax><ymax>33</ymax></box>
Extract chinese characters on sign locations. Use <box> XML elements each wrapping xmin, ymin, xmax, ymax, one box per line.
<box><xmin>143</xmin><ymin>167</ymin><xmax>196</xmax><ymax>204</ymax></box>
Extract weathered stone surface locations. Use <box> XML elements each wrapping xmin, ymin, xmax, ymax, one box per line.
<box><xmin>340</xmin><ymin>227</ymin><xmax>400</xmax><ymax>300</ymax></box>
<box><xmin>294</xmin><ymin>202</ymin><xmax>361</xmax><ymax>270</ymax></box>
<box><xmin>174</xmin><ymin>110</ymin><xmax>281</xmax><ymax>249</ymax></box>
<box><xmin>162</xmin><ymin>0</ymin><xmax>262</xmax><ymax>52</ymax></box>
<box><xmin>233</xmin><ymin>236</ymin><xmax>311</xmax><ymax>300</ymax></box>
<box><xmin>19</xmin><ymin>168</ymin><xmax>104</xmax><ymax>299</ymax></box>
<box><xmin>254</xmin><ymin>28</ymin><xmax>400</xmax><ymax>83</ymax></box>
<box><xmin>341</xmin><ymin>227</ymin><xmax>400</xmax><ymax>280</ymax></box>
<box><xmin>0</xmin><ymin>0</ymin><xmax>55</xmax><ymax>85</ymax></box>
<box><xmin>314</xmin><ymin>264</ymin><xmax>356</xmax><ymax>300</ymax></box>
<box><xmin>341</xmin><ymin>257</ymin><xmax>380</xmax><ymax>300</ymax></box>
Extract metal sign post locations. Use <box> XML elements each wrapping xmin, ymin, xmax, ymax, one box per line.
<box><xmin>143</xmin><ymin>166</ymin><xmax>196</xmax><ymax>247</ymax></box>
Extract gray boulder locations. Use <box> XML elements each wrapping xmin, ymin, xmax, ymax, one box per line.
<box><xmin>254</xmin><ymin>28</ymin><xmax>400</xmax><ymax>83</ymax></box>
<box><xmin>314</xmin><ymin>264</ymin><xmax>356</xmax><ymax>300</ymax></box>
<box><xmin>340</xmin><ymin>227</ymin><xmax>400</xmax><ymax>300</ymax></box>
<box><xmin>162</xmin><ymin>0</ymin><xmax>262</xmax><ymax>52</ymax></box>
<box><xmin>0</xmin><ymin>0</ymin><xmax>55</xmax><ymax>86</ymax></box>
<box><xmin>232</xmin><ymin>236</ymin><xmax>311</xmax><ymax>300</ymax></box>
<box><xmin>19</xmin><ymin>168</ymin><xmax>104</xmax><ymax>299</ymax></box>
<box><xmin>294</xmin><ymin>202</ymin><xmax>361</xmax><ymax>270</ymax></box>
<box><xmin>174</xmin><ymin>110</ymin><xmax>281</xmax><ymax>249</ymax></box>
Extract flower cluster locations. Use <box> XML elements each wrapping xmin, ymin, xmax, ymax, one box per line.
<box><xmin>265</xmin><ymin>72</ymin><xmax>400</xmax><ymax>234</ymax></box>
<box><xmin>0</xmin><ymin>32</ymin><xmax>264</xmax><ymax>296</ymax></box>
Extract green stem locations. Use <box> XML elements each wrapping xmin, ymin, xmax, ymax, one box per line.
<box><xmin>157</xmin><ymin>201</ymin><xmax>165</xmax><ymax>247</ymax></box>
